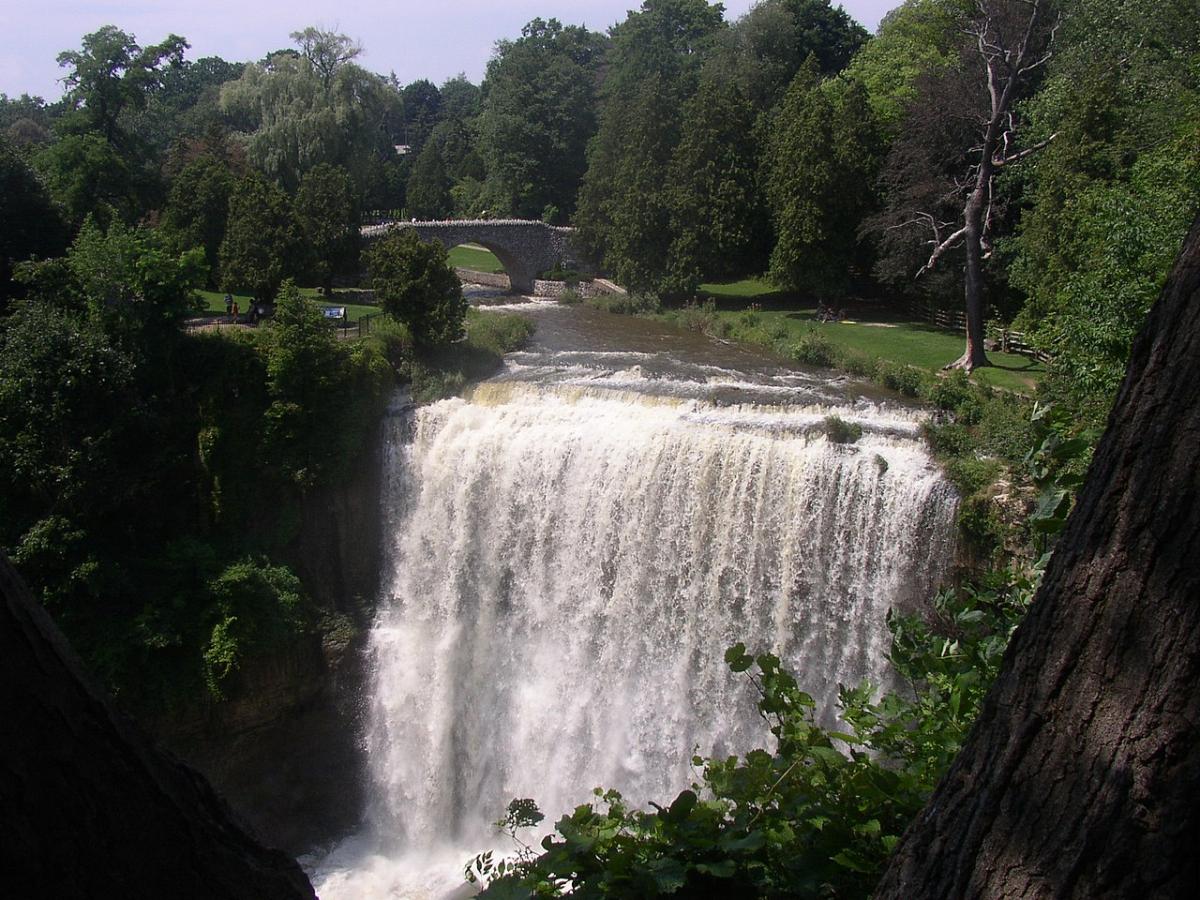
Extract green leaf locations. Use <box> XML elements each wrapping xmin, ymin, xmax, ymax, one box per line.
<box><xmin>725</xmin><ymin>642</ymin><xmax>753</xmax><ymax>672</ymax></box>
<box><xmin>831</xmin><ymin>850</ymin><xmax>875</xmax><ymax>873</ymax></box>
<box><xmin>695</xmin><ymin>859</ymin><xmax>737</xmax><ymax>879</ymax></box>
<box><xmin>645</xmin><ymin>857</ymin><xmax>688</xmax><ymax>893</ymax></box>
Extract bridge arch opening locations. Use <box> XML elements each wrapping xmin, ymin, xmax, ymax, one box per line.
<box><xmin>445</xmin><ymin>242</ymin><xmax>509</xmax><ymax>282</ymax></box>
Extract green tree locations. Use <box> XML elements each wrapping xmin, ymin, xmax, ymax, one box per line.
<box><xmin>261</xmin><ymin>281</ymin><xmax>343</xmax><ymax>485</ymax></box>
<box><xmin>48</xmin><ymin>26</ymin><xmax>190</xmax><ymax>223</ymax></box>
<box><xmin>0</xmin><ymin>139</ymin><xmax>66</xmax><ymax>305</ymax></box>
<box><xmin>842</xmin><ymin>0</ymin><xmax>967</xmax><ymax>135</ymax></box>
<box><xmin>123</xmin><ymin>55</ymin><xmax>245</xmax><ymax>155</ymax></box>
<box><xmin>1005</xmin><ymin>0</ymin><xmax>1200</xmax><ymax>427</ymax></box>
<box><xmin>664</xmin><ymin>74</ymin><xmax>766</xmax><ymax>292</ymax></box>
<box><xmin>220</xmin><ymin>32</ymin><xmax>396</xmax><ymax>193</ymax></box>
<box><xmin>764</xmin><ymin>62</ymin><xmax>881</xmax><ymax>294</ymax></box>
<box><xmin>66</xmin><ymin>219</ymin><xmax>206</xmax><ymax>338</ymax></box>
<box><xmin>219</xmin><ymin>174</ymin><xmax>301</xmax><ymax>301</ymax></box>
<box><xmin>439</xmin><ymin>74</ymin><xmax>482</xmax><ymax>122</ymax></box>
<box><xmin>161</xmin><ymin>155</ymin><xmax>237</xmax><ymax>286</ymax></box>
<box><xmin>34</xmin><ymin>133</ymin><xmax>139</xmax><ymax>230</ymax></box>
<box><xmin>367</xmin><ymin>229</ymin><xmax>466</xmax><ymax>347</ymax></box>
<box><xmin>289</xmin><ymin>26</ymin><xmax>362</xmax><ymax>90</ymax></box>
<box><xmin>294</xmin><ymin>163</ymin><xmax>359</xmax><ymax>295</ymax></box>
<box><xmin>405</xmin><ymin>143</ymin><xmax>453</xmax><ymax>219</ymax></box>
<box><xmin>719</xmin><ymin>0</ymin><xmax>870</xmax><ymax>111</ymax></box>
<box><xmin>576</xmin><ymin>0</ymin><xmax>727</xmax><ymax>293</ymax></box>
<box><xmin>55</xmin><ymin>25</ymin><xmax>188</xmax><ymax>147</ymax></box>
<box><xmin>0</xmin><ymin>300</ymin><xmax>137</xmax><ymax>627</ymax></box>
<box><xmin>477</xmin><ymin>18</ymin><xmax>607</xmax><ymax>219</ymax></box>
<box><xmin>399</xmin><ymin>79</ymin><xmax>442</xmax><ymax>154</ymax></box>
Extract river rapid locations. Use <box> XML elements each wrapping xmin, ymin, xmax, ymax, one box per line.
<box><xmin>308</xmin><ymin>297</ymin><xmax>958</xmax><ymax>898</ymax></box>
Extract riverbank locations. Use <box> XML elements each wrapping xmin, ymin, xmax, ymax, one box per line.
<box><xmin>669</xmin><ymin>279</ymin><xmax>1045</xmax><ymax>395</ymax></box>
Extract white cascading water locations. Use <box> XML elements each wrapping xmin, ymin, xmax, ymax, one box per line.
<box><xmin>312</xmin><ymin>330</ymin><xmax>957</xmax><ymax>898</ymax></box>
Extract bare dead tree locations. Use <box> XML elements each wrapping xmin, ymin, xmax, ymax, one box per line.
<box><xmin>903</xmin><ymin>0</ymin><xmax>1060</xmax><ymax>371</ymax></box>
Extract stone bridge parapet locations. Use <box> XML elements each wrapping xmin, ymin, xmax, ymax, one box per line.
<box><xmin>361</xmin><ymin>219</ymin><xmax>590</xmax><ymax>294</ymax></box>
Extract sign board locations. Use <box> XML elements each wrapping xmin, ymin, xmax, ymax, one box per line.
<box><xmin>322</xmin><ymin>306</ymin><xmax>347</xmax><ymax>320</ymax></box>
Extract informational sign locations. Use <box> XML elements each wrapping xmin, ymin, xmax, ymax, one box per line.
<box><xmin>322</xmin><ymin>306</ymin><xmax>347</xmax><ymax>320</ymax></box>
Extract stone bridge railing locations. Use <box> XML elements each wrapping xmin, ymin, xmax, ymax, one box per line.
<box><xmin>361</xmin><ymin>219</ymin><xmax>590</xmax><ymax>294</ymax></box>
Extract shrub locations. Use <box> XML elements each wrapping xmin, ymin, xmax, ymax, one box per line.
<box><xmin>879</xmin><ymin>363</ymin><xmax>927</xmax><ymax>397</ymax></box>
<box><xmin>557</xmin><ymin>288</ymin><xmax>583</xmax><ymax>305</ymax></box>
<box><xmin>365</xmin><ymin>315</ymin><xmax>414</xmax><ymax>367</ymax></box>
<box><xmin>975</xmin><ymin>394</ymin><xmax>1036</xmax><ymax>460</ymax></box>
<box><xmin>924</xmin><ymin>370</ymin><xmax>980</xmax><ymax>421</ymax></box>
<box><xmin>202</xmin><ymin>558</ymin><xmax>310</xmax><ymax>699</ymax></box>
<box><xmin>841</xmin><ymin>351</ymin><xmax>881</xmax><ymax>379</ymax></box>
<box><xmin>956</xmin><ymin>494</ymin><xmax>1006</xmax><ymax>560</ymax></box>
<box><xmin>587</xmin><ymin>291</ymin><xmax>662</xmax><ymax>315</ymax></box>
<box><xmin>789</xmin><ymin>329</ymin><xmax>837</xmax><ymax>368</ymax></box>
<box><xmin>944</xmin><ymin>455</ymin><xmax>1002</xmax><ymax>496</ymax></box>
<box><xmin>367</xmin><ymin>228</ymin><xmax>468</xmax><ymax>348</ymax></box>
<box><xmin>824</xmin><ymin>414</ymin><xmax>863</xmax><ymax>444</ymax></box>
<box><xmin>674</xmin><ymin>298</ymin><xmax>719</xmax><ymax>333</ymax></box>
<box><xmin>923</xmin><ymin>422</ymin><xmax>974</xmax><ymax>457</ymax></box>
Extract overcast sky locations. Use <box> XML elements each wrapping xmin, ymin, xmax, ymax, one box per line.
<box><xmin>1</xmin><ymin>1</ymin><xmax>900</xmax><ymax>102</ymax></box>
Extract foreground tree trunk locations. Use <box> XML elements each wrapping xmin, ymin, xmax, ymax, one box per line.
<box><xmin>0</xmin><ymin>554</ymin><xmax>316</xmax><ymax>899</ymax></box>
<box><xmin>875</xmin><ymin>214</ymin><xmax>1200</xmax><ymax>897</ymax></box>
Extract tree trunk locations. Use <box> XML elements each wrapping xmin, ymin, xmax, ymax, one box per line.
<box><xmin>948</xmin><ymin>182</ymin><xmax>992</xmax><ymax>371</ymax></box>
<box><xmin>0</xmin><ymin>553</ymin><xmax>316</xmax><ymax>900</ymax></box>
<box><xmin>874</xmin><ymin>214</ymin><xmax>1200</xmax><ymax>898</ymax></box>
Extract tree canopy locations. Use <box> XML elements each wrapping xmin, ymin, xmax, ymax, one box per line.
<box><xmin>478</xmin><ymin>18</ymin><xmax>607</xmax><ymax>221</ymax></box>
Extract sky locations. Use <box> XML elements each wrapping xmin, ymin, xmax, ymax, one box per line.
<box><xmin>1</xmin><ymin>1</ymin><xmax>900</xmax><ymax>102</ymax></box>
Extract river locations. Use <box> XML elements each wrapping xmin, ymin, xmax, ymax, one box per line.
<box><xmin>308</xmin><ymin>297</ymin><xmax>957</xmax><ymax>897</ymax></box>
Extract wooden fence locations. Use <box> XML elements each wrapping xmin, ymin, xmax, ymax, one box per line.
<box><xmin>902</xmin><ymin>299</ymin><xmax>1051</xmax><ymax>363</ymax></box>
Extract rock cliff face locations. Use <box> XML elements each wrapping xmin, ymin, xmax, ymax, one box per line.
<box><xmin>153</xmin><ymin>430</ymin><xmax>385</xmax><ymax>856</ymax></box>
<box><xmin>1</xmin><ymin>552</ymin><xmax>316</xmax><ymax>899</ymax></box>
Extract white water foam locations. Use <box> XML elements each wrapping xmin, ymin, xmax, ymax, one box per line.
<box><xmin>312</xmin><ymin>381</ymin><xmax>956</xmax><ymax>898</ymax></box>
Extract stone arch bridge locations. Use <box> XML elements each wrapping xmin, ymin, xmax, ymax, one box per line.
<box><xmin>361</xmin><ymin>219</ymin><xmax>589</xmax><ymax>294</ymax></box>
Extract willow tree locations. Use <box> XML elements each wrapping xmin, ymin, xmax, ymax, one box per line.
<box><xmin>220</xmin><ymin>30</ymin><xmax>395</xmax><ymax>193</ymax></box>
<box><xmin>875</xmin><ymin>213</ymin><xmax>1200</xmax><ymax>896</ymax></box>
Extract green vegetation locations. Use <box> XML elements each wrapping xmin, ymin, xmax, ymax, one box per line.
<box><xmin>472</xmin><ymin>571</ymin><xmax>1037</xmax><ymax>898</ymax></box>
<box><xmin>367</xmin><ymin>228</ymin><xmax>468</xmax><ymax>347</ymax></box>
<box><xmin>476</xmin><ymin>19</ymin><xmax>606</xmax><ymax>222</ymax></box>
<box><xmin>0</xmin><ymin>249</ymin><xmax>392</xmax><ymax>710</ymax></box>
<box><xmin>659</xmin><ymin>290</ymin><xmax>1044</xmax><ymax>394</ymax></box>
<box><xmin>0</xmin><ymin>219</ymin><xmax>530</xmax><ymax>710</ymax></box>
<box><xmin>403</xmin><ymin>308</ymin><xmax>535</xmax><ymax>402</ymax></box>
<box><xmin>1</xmin><ymin>1</ymin><xmax>1195</xmax><ymax>885</ymax></box>
<box><xmin>823</xmin><ymin>415</ymin><xmax>862</xmax><ymax>444</ymax></box>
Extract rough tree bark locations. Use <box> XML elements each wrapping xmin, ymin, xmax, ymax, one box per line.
<box><xmin>874</xmin><ymin>214</ymin><xmax>1200</xmax><ymax>897</ymax></box>
<box><xmin>0</xmin><ymin>553</ymin><xmax>317</xmax><ymax>900</ymax></box>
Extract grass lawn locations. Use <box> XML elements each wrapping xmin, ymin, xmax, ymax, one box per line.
<box><xmin>697</xmin><ymin>278</ymin><xmax>1044</xmax><ymax>394</ymax></box>
<box><xmin>197</xmin><ymin>289</ymin><xmax>381</xmax><ymax>323</ymax></box>
<box><xmin>447</xmin><ymin>244</ymin><xmax>505</xmax><ymax>273</ymax></box>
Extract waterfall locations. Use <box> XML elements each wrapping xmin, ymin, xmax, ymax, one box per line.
<box><xmin>313</xmin><ymin>369</ymin><xmax>957</xmax><ymax>898</ymax></box>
